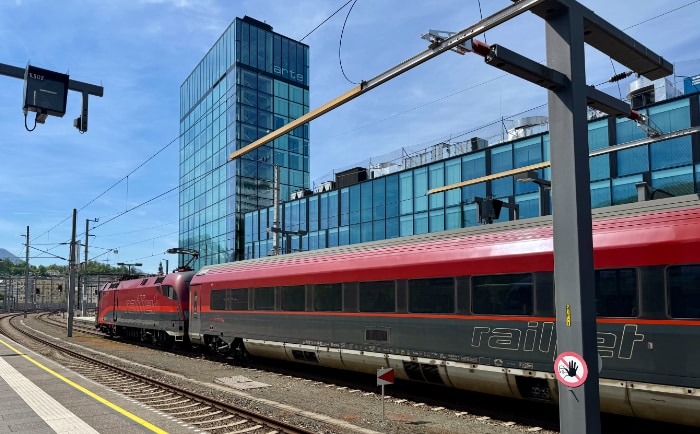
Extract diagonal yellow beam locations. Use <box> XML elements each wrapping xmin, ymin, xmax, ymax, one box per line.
<box><xmin>427</xmin><ymin>161</ymin><xmax>551</xmax><ymax>195</ymax></box>
<box><xmin>229</xmin><ymin>85</ymin><xmax>363</xmax><ymax>161</ymax></box>
<box><xmin>228</xmin><ymin>0</ymin><xmax>546</xmax><ymax>162</ymax></box>
<box><xmin>427</xmin><ymin>125</ymin><xmax>700</xmax><ymax>195</ymax></box>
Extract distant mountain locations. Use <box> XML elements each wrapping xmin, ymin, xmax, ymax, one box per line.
<box><xmin>0</xmin><ymin>248</ymin><xmax>20</xmax><ymax>263</ymax></box>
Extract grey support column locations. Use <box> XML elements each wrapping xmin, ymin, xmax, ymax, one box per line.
<box><xmin>546</xmin><ymin>5</ymin><xmax>601</xmax><ymax>434</ymax></box>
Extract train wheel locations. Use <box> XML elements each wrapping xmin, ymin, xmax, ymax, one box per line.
<box><xmin>231</xmin><ymin>338</ymin><xmax>249</xmax><ymax>365</ymax></box>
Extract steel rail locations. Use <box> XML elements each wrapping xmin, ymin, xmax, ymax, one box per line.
<box><xmin>3</xmin><ymin>313</ymin><xmax>315</xmax><ymax>434</ymax></box>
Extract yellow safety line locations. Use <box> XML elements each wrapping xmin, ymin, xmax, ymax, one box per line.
<box><xmin>0</xmin><ymin>337</ymin><xmax>168</xmax><ymax>434</ymax></box>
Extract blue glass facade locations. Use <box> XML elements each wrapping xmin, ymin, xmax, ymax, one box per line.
<box><xmin>179</xmin><ymin>17</ymin><xmax>309</xmax><ymax>268</ymax></box>
<box><xmin>244</xmin><ymin>93</ymin><xmax>700</xmax><ymax>259</ymax></box>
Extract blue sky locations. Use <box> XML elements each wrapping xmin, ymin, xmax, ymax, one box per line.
<box><xmin>0</xmin><ymin>0</ymin><xmax>698</xmax><ymax>274</ymax></box>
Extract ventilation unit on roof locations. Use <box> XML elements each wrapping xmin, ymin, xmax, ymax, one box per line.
<box><xmin>506</xmin><ymin>116</ymin><xmax>548</xmax><ymax>141</ymax></box>
<box><xmin>335</xmin><ymin>167</ymin><xmax>367</xmax><ymax>188</ymax></box>
<box><xmin>451</xmin><ymin>141</ymin><xmax>469</xmax><ymax>155</ymax></box>
<box><xmin>403</xmin><ymin>152</ymin><xmax>427</xmax><ymax>170</ymax></box>
<box><xmin>470</xmin><ymin>137</ymin><xmax>488</xmax><ymax>151</ymax></box>
<box><xmin>315</xmin><ymin>181</ymin><xmax>335</xmax><ymax>193</ymax></box>
<box><xmin>369</xmin><ymin>162</ymin><xmax>398</xmax><ymax>179</ymax></box>
<box><xmin>628</xmin><ymin>76</ymin><xmax>681</xmax><ymax>110</ymax></box>
<box><xmin>430</xmin><ymin>143</ymin><xmax>451</xmax><ymax>162</ymax></box>
<box><xmin>290</xmin><ymin>189</ymin><xmax>313</xmax><ymax>200</ymax></box>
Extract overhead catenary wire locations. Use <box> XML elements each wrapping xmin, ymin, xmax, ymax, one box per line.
<box><xmin>338</xmin><ymin>0</ymin><xmax>360</xmax><ymax>84</ymax></box>
<box><xmin>22</xmin><ymin>1</ymin><xmax>360</xmax><ymax>263</ymax></box>
<box><xmin>18</xmin><ymin>1</ymin><xmax>699</xmax><ymax>264</ymax></box>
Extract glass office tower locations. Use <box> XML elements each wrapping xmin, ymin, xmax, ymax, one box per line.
<box><xmin>179</xmin><ymin>16</ymin><xmax>310</xmax><ymax>269</ymax></box>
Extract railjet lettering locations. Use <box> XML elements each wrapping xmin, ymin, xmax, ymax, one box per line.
<box><xmin>125</xmin><ymin>294</ymin><xmax>155</xmax><ymax>313</ymax></box>
<box><xmin>273</xmin><ymin>66</ymin><xmax>304</xmax><ymax>83</ymax></box>
<box><xmin>471</xmin><ymin>322</ymin><xmax>645</xmax><ymax>360</ymax></box>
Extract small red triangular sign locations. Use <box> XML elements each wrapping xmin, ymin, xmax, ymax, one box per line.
<box><xmin>377</xmin><ymin>368</ymin><xmax>394</xmax><ymax>385</ymax></box>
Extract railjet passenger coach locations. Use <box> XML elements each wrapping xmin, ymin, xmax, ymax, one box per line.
<box><xmin>98</xmin><ymin>195</ymin><xmax>700</xmax><ymax>427</ymax></box>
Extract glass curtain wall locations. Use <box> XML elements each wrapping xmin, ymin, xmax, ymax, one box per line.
<box><xmin>180</xmin><ymin>16</ymin><xmax>309</xmax><ymax>268</ymax></box>
<box><xmin>245</xmin><ymin>93</ymin><xmax>699</xmax><ymax>258</ymax></box>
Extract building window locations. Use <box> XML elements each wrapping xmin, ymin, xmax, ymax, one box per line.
<box><xmin>429</xmin><ymin>209</ymin><xmax>444</xmax><ymax>233</ymax></box>
<box><xmin>514</xmin><ymin>136</ymin><xmax>542</xmax><ymax>167</ymax></box>
<box><xmin>612</xmin><ymin>175</ymin><xmax>642</xmax><ymax>205</ymax></box>
<box><xmin>651</xmin><ymin>166</ymin><xmax>694</xmax><ymax>196</ymax></box>
<box><xmin>445</xmin><ymin>159</ymin><xmax>461</xmax><ymax>207</ymax></box>
<box><xmin>491</xmin><ymin>144</ymin><xmax>513</xmax><ymax>173</ymax></box>
<box><xmin>385</xmin><ymin>174</ymin><xmax>400</xmax><ymax>218</ymax></box>
<box><xmin>373</xmin><ymin>177</ymin><xmax>386</xmax><ymax>220</ymax></box>
<box><xmin>591</xmin><ymin>180</ymin><xmax>611</xmax><ymax>209</ymax></box>
<box><xmin>515</xmin><ymin>192</ymin><xmax>539</xmax><ymax>219</ymax></box>
<box><xmin>414</xmin><ymin>212</ymin><xmax>428</xmax><ymax>235</ymax></box>
<box><xmin>399</xmin><ymin>172</ymin><xmax>413</xmax><ymax>215</ymax></box>
<box><xmin>616</xmin><ymin>116</ymin><xmax>647</xmax><ymax>144</ymax></box>
<box><xmin>413</xmin><ymin>167</ymin><xmax>428</xmax><ymax>213</ymax></box>
<box><xmin>588</xmin><ymin>119</ymin><xmax>609</xmax><ymax>151</ymax></box>
<box><xmin>491</xmin><ymin>176</ymin><xmax>513</xmax><ymax>198</ymax></box>
<box><xmin>648</xmin><ymin>98</ymin><xmax>690</xmax><ymax>133</ymax></box>
<box><xmin>650</xmin><ymin>136</ymin><xmax>692</xmax><ymax>170</ymax></box>
<box><xmin>589</xmin><ymin>154</ymin><xmax>610</xmax><ymax>181</ymax></box>
<box><xmin>462</xmin><ymin>152</ymin><xmax>486</xmax><ymax>180</ymax></box>
<box><xmin>617</xmin><ymin>146</ymin><xmax>649</xmax><ymax>176</ymax></box>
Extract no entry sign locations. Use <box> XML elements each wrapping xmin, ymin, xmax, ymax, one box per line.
<box><xmin>554</xmin><ymin>352</ymin><xmax>588</xmax><ymax>387</ymax></box>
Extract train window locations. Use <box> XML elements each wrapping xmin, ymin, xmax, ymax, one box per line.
<box><xmin>595</xmin><ymin>269</ymin><xmax>637</xmax><ymax>317</ymax></box>
<box><xmin>667</xmin><ymin>265</ymin><xmax>700</xmax><ymax>319</ymax></box>
<box><xmin>211</xmin><ymin>289</ymin><xmax>226</xmax><ymax>310</ymax></box>
<box><xmin>471</xmin><ymin>273</ymin><xmax>533</xmax><ymax>315</ymax></box>
<box><xmin>281</xmin><ymin>285</ymin><xmax>305</xmax><ymax>311</ymax></box>
<box><xmin>230</xmin><ymin>288</ymin><xmax>249</xmax><ymax>311</ymax></box>
<box><xmin>359</xmin><ymin>281</ymin><xmax>396</xmax><ymax>312</ymax></box>
<box><xmin>162</xmin><ymin>285</ymin><xmax>178</xmax><ymax>301</ymax></box>
<box><xmin>313</xmin><ymin>283</ymin><xmax>342</xmax><ymax>311</ymax></box>
<box><xmin>408</xmin><ymin>277</ymin><xmax>455</xmax><ymax>313</ymax></box>
<box><xmin>254</xmin><ymin>287</ymin><xmax>275</xmax><ymax>310</ymax></box>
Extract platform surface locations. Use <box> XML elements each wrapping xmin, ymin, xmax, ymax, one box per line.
<box><xmin>0</xmin><ymin>332</ymin><xmax>189</xmax><ymax>433</ymax></box>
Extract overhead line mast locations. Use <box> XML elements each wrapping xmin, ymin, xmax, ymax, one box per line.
<box><xmin>227</xmin><ymin>1</ymin><xmax>672</xmax><ymax>432</ymax></box>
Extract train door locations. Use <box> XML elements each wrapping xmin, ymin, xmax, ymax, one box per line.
<box><xmin>189</xmin><ymin>284</ymin><xmax>203</xmax><ymax>344</ymax></box>
<box><xmin>112</xmin><ymin>289</ymin><xmax>118</xmax><ymax>323</ymax></box>
<box><xmin>155</xmin><ymin>285</ymin><xmax>164</xmax><ymax>325</ymax></box>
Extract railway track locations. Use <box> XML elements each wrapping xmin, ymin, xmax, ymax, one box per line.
<box><xmin>0</xmin><ymin>313</ymin><xmax>318</xmax><ymax>434</ymax></box>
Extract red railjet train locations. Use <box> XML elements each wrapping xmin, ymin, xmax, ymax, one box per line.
<box><xmin>98</xmin><ymin>194</ymin><xmax>700</xmax><ymax>427</ymax></box>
